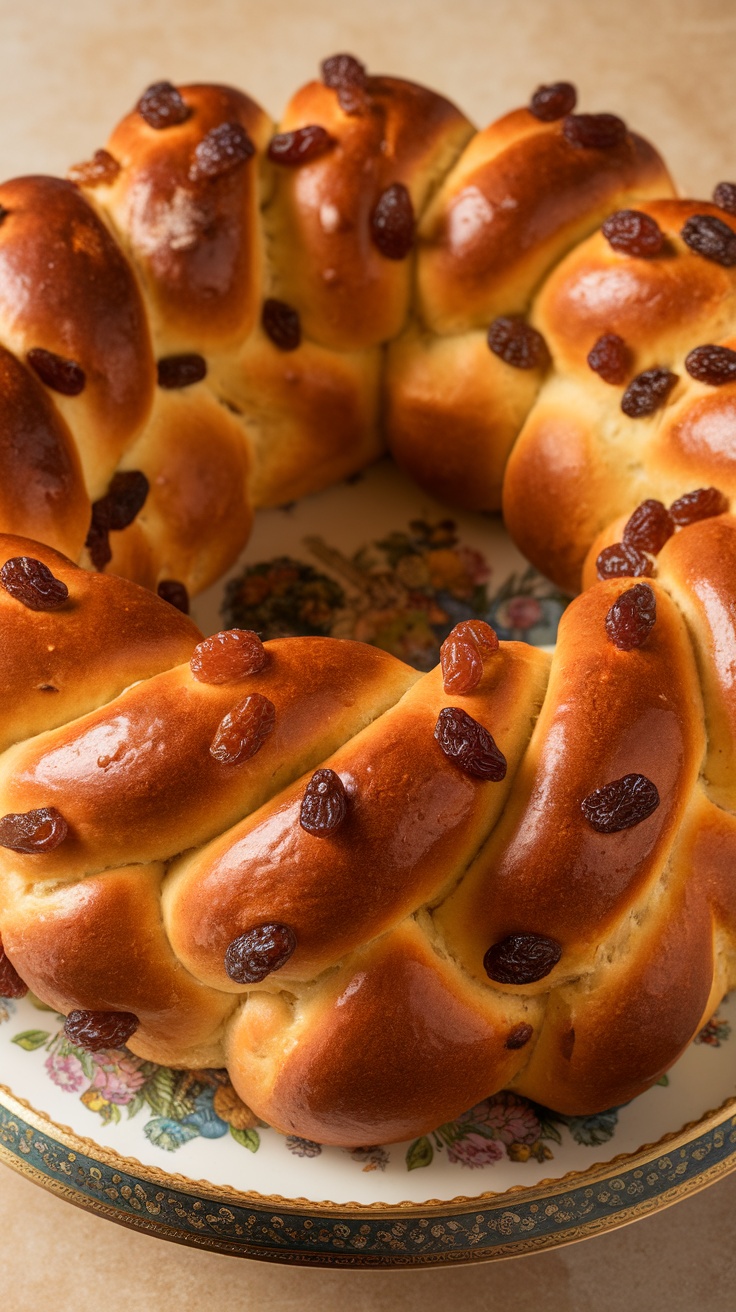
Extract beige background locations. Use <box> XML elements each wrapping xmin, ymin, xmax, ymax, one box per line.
<box><xmin>1</xmin><ymin>0</ymin><xmax>736</xmax><ymax>1305</ymax></box>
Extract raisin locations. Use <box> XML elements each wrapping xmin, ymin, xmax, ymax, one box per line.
<box><xmin>487</xmin><ymin>317</ymin><xmax>549</xmax><ymax>370</ymax></box>
<box><xmin>137</xmin><ymin>81</ymin><xmax>190</xmax><ymax>130</ymax></box>
<box><xmin>370</xmin><ymin>183</ymin><xmax>415</xmax><ymax>260</ymax></box>
<box><xmin>713</xmin><ymin>182</ymin><xmax>736</xmax><ymax>217</ymax></box>
<box><xmin>67</xmin><ymin>148</ymin><xmax>121</xmax><ymax>188</ymax></box>
<box><xmin>563</xmin><ymin>113</ymin><xmax>627</xmax><ymax>149</ymax></box>
<box><xmin>440</xmin><ymin>619</ymin><xmax>499</xmax><ymax>695</ymax></box>
<box><xmin>157</xmin><ymin>354</ymin><xmax>207</xmax><ymax>388</ymax></box>
<box><xmin>601</xmin><ymin>209</ymin><xmax>664</xmax><ymax>258</ymax></box>
<box><xmin>267</xmin><ymin>125</ymin><xmax>336</xmax><ymax>166</ymax></box>
<box><xmin>596</xmin><ymin>541</ymin><xmax>654</xmax><ymax>581</ymax></box>
<box><xmin>484</xmin><ymin>934</ymin><xmax>562</xmax><ymax>985</ymax></box>
<box><xmin>210</xmin><ymin>693</ymin><xmax>275</xmax><ymax>764</ymax></box>
<box><xmin>529</xmin><ymin>82</ymin><xmax>577</xmax><ymax>121</ymax></box>
<box><xmin>605</xmin><ymin>582</ymin><xmax>657</xmax><ymax>650</ymax></box>
<box><xmin>0</xmin><ymin>204</ymin><xmax>8</xmax><ymax>225</ymax></box>
<box><xmin>64</xmin><ymin>1009</ymin><xmax>139</xmax><ymax>1052</ymax></box>
<box><xmin>85</xmin><ymin>517</ymin><xmax>112</xmax><ymax>571</ymax></box>
<box><xmin>685</xmin><ymin>344</ymin><xmax>736</xmax><ymax>386</ymax></box>
<box><xmin>587</xmin><ymin>333</ymin><xmax>629</xmax><ymax>384</ymax></box>
<box><xmin>1</xmin><ymin>556</ymin><xmax>69</xmax><ymax>610</ymax></box>
<box><xmin>0</xmin><ymin>938</ymin><xmax>28</xmax><ymax>999</ymax></box>
<box><xmin>191</xmin><ymin>630</ymin><xmax>267</xmax><ymax>683</ymax></box>
<box><xmin>262</xmin><ymin>298</ymin><xmax>301</xmax><ymax>351</ymax></box>
<box><xmin>189</xmin><ymin>122</ymin><xmax>255</xmax><ymax>182</ymax></box>
<box><xmin>434</xmin><ymin>707</ymin><xmax>507</xmax><ymax>780</ymax></box>
<box><xmin>621</xmin><ymin>368</ymin><xmax>678</xmax><ymax>417</ymax></box>
<box><xmin>681</xmin><ymin>213</ymin><xmax>736</xmax><ymax>267</ymax></box>
<box><xmin>582</xmin><ymin>773</ymin><xmax>659</xmax><ymax>832</ymax></box>
<box><xmin>321</xmin><ymin>53</ymin><xmax>369</xmax><ymax>115</ymax></box>
<box><xmin>157</xmin><ymin>580</ymin><xmax>189</xmax><ymax>613</ymax></box>
<box><xmin>225</xmin><ymin>922</ymin><xmax>297</xmax><ymax>984</ymax></box>
<box><xmin>0</xmin><ymin>807</ymin><xmax>68</xmax><ymax>854</ymax></box>
<box><xmin>27</xmin><ymin>347</ymin><xmax>85</xmax><ymax>396</ymax></box>
<box><xmin>300</xmin><ymin>768</ymin><xmax>348</xmax><ymax>836</ymax></box>
<box><xmin>86</xmin><ymin>472</ymin><xmax>149</xmax><ymax>571</ymax></box>
<box><xmin>505</xmin><ymin>1022</ymin><xmax>533</xmax><ymax>1050</ymax></box>
<box><xmin>670</xmin><ymin>486</ymin><xmax>729</xmax><ymax>525</ymax></box>
<box><xmin>623</xmin><ymin>500</ymin><xmax>674</xmax><ymax>554</ymax></box>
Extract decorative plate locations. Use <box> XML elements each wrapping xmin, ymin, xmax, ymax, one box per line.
<box><xmin>1</xmin><ymin>460</ymin><xmax>735</xmax><ymax>1267</ymax></box>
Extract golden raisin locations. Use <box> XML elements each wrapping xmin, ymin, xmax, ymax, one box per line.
<box><xmin>596</xmin><ymin>542</ymin><xmax>654</xmax><ymax>581</ymax></box>
<box><xmin>191</xmin><ymin>630</ymin><xmax>267</xmax><ymax>684</ymax></box>
<box><xmin>67</xmin><ymin>148</ymin><xmax>121</xmax><ymax>188</ymax></box>
<box><xmin>210</xmin><ymin>693</ymin><xmax>275</xmax><ymax>764</ymax></box>
<box><xmin>440</xmin><ymin>620</ymin><xmax>499</xmax><ymax>695</ymax></box>
<box><xmin>64</xmin><ymin>1010</ymin><xmax>139</xmax><ymax>1052</ymax></box>
<box><xmin>225</xmin><ymin>923</ymin><xmax>297</xmax><ymax>983</ymax></box>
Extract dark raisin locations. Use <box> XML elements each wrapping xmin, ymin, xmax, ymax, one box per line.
<box><xmin>225</xmin><ymin>922</ymin><xmax>297</xmax><ymax>984</ymax></box>
<box><xmin>157</xmin><ymin>580</ymin><xmax>189</xmax><ymax>613</ymax></box>
<box><xmin>484</xmin><ymin>934</ymin><xmax>562</xmax><ymax>985</ymax></box>
<box><xmin>106</xmin><ymin>471</ymin><xmax>149</xmax><ymax>531</ymax></box>
<box><xmin>563</xmin><ymin>113</ymin><xmax>627</xmax><ymax>149</ymax></box>
<box><xmin>1</xmin><ymin>556</ymin><xmax>69</xmax><ymax>610</ymax></box>
<box><xmin>529</xmin><ymin>82</ymin><xmax>577</xmax><ymax>121</ymax></box>
<box><xmin>191</xmin><ymin>630</ymin><xmax>267</xmax><ymax>683</ymax></box>
<box><xmin>157</xmin><ymin>354</ymin><xmax>207</xmax><ymax>388</ymax></box>
<box><xmin>623</xmin><ymin>500</ymin><xmax>675</xmax><ymax>554</ymax></box>
<box><xmin>0</xmin><ymin>938</ymin><xmax>28</xmax><ymax>999</ymax></box>
<box><xmin>370</xmin><ymin>183</ymin><xmax>415</xmax><ymax>261</ymax></box>
<box><xmin>434</xmin><ymin>707</ymin><xmax>507</xmax><ymax>781</ymax></box>
<box><xmin>670</xmin><ymin>486</ymin><xmax>729</xmax><ymax>525</ymax></box>
<box><xmin>262</xmin><ymin>298</ymin><xmax>301</xmax><ymax>351</ymax></box>
<box><xmin>27</xmin><ymin>348</ymin><xmax>85</xmax><ymax>396</ymax></box>
<box><xmin>321</xmin><ymin>53</ymin><xmax>368</xmax><ymax>115</ymax></box>
<box><xmin>267</xmin><ymin>125</ymin><xmax>336</xmax><ymax>166</ymax></box>
<box><xmin>487</xmin><ymin>317</ymin><xmax>549</xmax><ymax>370</ymax></box>
<box><xmin>85</xmin><ymin>516</ymin><xmax>112</xmax><ymax>571</ymax></box>
<box><xmin>67</xmin><ymin>148</ymin><xmax>121</xmax><ymax>188</ymax></box>
<box><xmin>605</xmin><ymin>582</ymin><xmax>657</xmax><ymax>650</ymax></box>
<box><xmin>601</xmin><ymin>209</ymin><xmax>664</xmax><ymax>258</ymax></box>
<box><xmin>681</xmin><ymin>213</ymin><xmax>736</xmax><ymax>267</ymax></box>
<box><xmin>505</xmin><ymin>1022</ymin><xmax>534</xmax><ymax>1050</ymax></box>
<box><xmin>189</xmin><ymin>122</ymin><xmax>255</xmax><ymax>182</ymax></box>
<box><xmin>581</xmin><ymin>773</ymin><xmax>659</xmax><ymax>832</ymax></box>
<box><xmin>64</xmin><ymin>1009</ymin><xmax>139</xmax><ymax>1052</ymax></box>
<box><xmin>210</xmin><ymin>693</ymin><xmax>275</xmax><ymax>764</ymax></box>
<box><xmin>685</xmin><ymin>344</ymin><xmax>736</xmax><ymax>386</ymax></box>
<box><xmin>587</xmin><ymin>333</ymin><xmax>629</xmax><ymax>384</ymax></box>
<box><xmin>0</xmin><ymin>204</ymin><xmax>8</xmax><ymax>225</ymax></box>
<box><xmin>621</xmin><ymin>368</ymin><xmax>678</xmax><ymax>417</ymax></box>
<box><xmin>300</xmin><ymin>768</ymin><xmax>348</xmax><ymax>836</ymax></box>
<box><xmin>713</xmin><ymin>182</ymin><xmax>736</xmax><ymax>217</ymax></box>
<box><xmin>596</xmin><ymin>541</ymin><xmax>654</xmax><ymax>581</ymax></box>
<box><xmin>440</xmin><ymin>619</ymin><xmax>499</xmax><ymax>695</ymax></box>
<box><xmin>137</xmin><ymin>81</ymin><xmax>190</xmax><ymax>130</ymax></box>
<box><xmin>0</xmin><ymin>807</ymin><xmax>68</xmax><ymax>854</ymax></box>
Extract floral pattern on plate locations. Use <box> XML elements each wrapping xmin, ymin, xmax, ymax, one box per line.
<box><xmin>3</xmin><ymin>999</ymin><xmax>728</xmax><ymax>1170</ymax></box>
<box><xmin>221</xmin><ymin>518</ymin><xmax>567</xmax><ymax>669</ymax></box>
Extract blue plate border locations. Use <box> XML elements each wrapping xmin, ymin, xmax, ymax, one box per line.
<box><xmin>1</xmin><ymin>1086</ymin><xmax>735</xmax><ymax>1266</ymax></box>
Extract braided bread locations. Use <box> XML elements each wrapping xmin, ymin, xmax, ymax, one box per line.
<box><xmin>0</xmin><ymin>509</ymin><xmax>734</xmax><ymax>1147</ymax></box>
<box><xmin>0</xmin><ymin>59</ymin><xmax>696</xmax><ymax>603</ymax></box>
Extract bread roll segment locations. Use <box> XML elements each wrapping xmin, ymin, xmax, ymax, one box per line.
<box><xmin>0</xmin><ymin>516</ymin><xmax>734</xmax><ymax>1144</ymax></box>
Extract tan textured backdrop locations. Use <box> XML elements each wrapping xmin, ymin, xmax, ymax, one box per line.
<box><xmin>1</xmin><ymin>0</ymin><xmax>736</xmax><ymax>1306</ymax></box>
